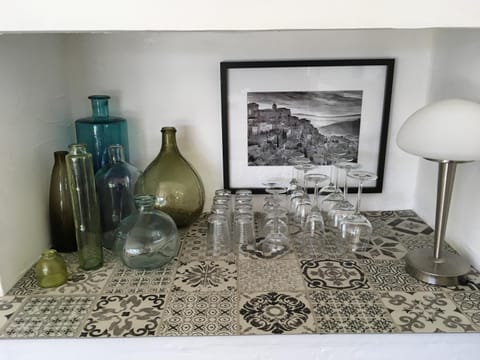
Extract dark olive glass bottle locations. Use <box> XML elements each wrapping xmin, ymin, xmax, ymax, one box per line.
<box><xmin>135</xmin><ymin>127</ymin><xmax>205</xmax><ymax>227</ymax></box>
<box><xmin>49</xmin><ymin>151</ymin><xmax>77</xmax><ymax>252</ymax></box>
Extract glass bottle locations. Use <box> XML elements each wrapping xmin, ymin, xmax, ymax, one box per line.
<box><xmin>49</xmin><ymin>151</ymin><xmax>77</xmax><ymax>252</ymax></box>
<box><xmin>95</xmin><ymin>145</ymin><xmax>141</xmax><ymax>249</ymax></box>
<box><xmin>135</xmin><ymin>127</ymin><xmax>205</xmax><ymax>227</ymax></box>
<box><xmin>35</xmin><ymin>249</ymin><xmax>68</xmax><ymax>288</ymax></box>
<box><xmin>66</xmin><ymin>144</ymin><xmax>104</xmax><ymax>270</ymax></box>
<box><xmin>114</xmin><ymin>195</ymin><xmax>179</xmax><ymax>269</ymax></box>
<box><xmin>75</xmin><ymin>95</ymin><xmax>129</xmax><ymax>173</ymax></box>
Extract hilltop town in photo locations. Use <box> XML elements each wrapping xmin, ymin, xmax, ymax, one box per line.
<box><xmin>247</xmin><ymin>91</ymin><xmax>363</xmax><ymax>166</ymax></box>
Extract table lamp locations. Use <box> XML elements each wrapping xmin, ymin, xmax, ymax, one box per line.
<box><xmin>397</xmin><ymin>98</ymin><xmax>480</xmax><ymax>286</ymax></box>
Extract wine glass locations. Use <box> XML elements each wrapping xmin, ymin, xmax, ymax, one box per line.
<box><xmin>327</xmin><ymin>161</ymin><xmax>360</xmax><ymax>227</ymax></box>
<box><xmin>339</xmin><ymin>170</ymin><xmax>378</xmax><ymax>253</ymax></box>
<box><xmin>304</xmin><ymin>173</ymin><xmax>329</xmax><ymax>213</ymax></box>
<box><xmin>319</xmin><ymin>139</ymin><xmax>347</xmax><ymax>195</ymax></box>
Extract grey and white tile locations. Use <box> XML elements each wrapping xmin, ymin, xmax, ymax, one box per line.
<box><xmin>159</xmin><ymin>290</ymin><xmax>238</xmax><ymax>336</ymax></box>
<box><xmin>238</xmin><ymin>259</ymin><xmax>304</xmax><ymax>292</ymax></box>
<box><xmin>448</xmin><ymin>291</ymin><xmax>480</xmax><ymax>329</ymax></box>
<box><xmin>354</xmin><ymin>235</ymin><xmax>407</xmax><ymax>261</ymax></box>
<box><xmin>80</xmin><ymin>294</ymin><xmax>165</xmax><ymax>337</ymax></box>
<box><xmin>301</xmin><ymin>259</ymin><xmax>370</xmax><ymax>290</ymax></box>
<box><xmin>173</xmin><ymin>260</ymin><xmax>237</xmax><ymax>292</ymax></box>
<box><xmin>7</xmin><ymin>268</ymin><xmax>38</xmax><ymax>296</ymax></box>
<box><xmin>358</xmin><ymin>259</ymin><xmax>439</xmax><ymax>292</ymax></box>
<box><xmin>307</xmin><ymin>290</ymin><xmax>397</xmax><ymax>333</ymax></box>
<box><xmin>0</xmin><ymin>295</ymin><xmax>25</xmax><ymax>331</ymax></box>
<box><xmin>2</xmin><ymin>295</ymin><xmax>95</xmax><ymax>338</ymax></box>
<box><xmin>103</xmin><ymin>263</ymin><xmax>176</xmax><ymax>294</ymax></box>
<box><xmin>380</xmin><ymin>291</ymin><xmax>476</xmax><ymax>332</ymax></box>
<box><xmin>384</xmin><ymin>217</ymin><xmax>433</xmax><ymax>236</ymax></box>
<box><xmin>36</xmin><ymin>265</ymin><xmax>115</xmax><ymax>295</ymax></box>
<box><xmin>239</xmin><ymin>291</ymin><xmax>315</xmax><ymax>335</ymax></box>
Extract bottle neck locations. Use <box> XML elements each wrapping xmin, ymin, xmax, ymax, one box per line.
<box><xmin>161</xmin><ymin>127</ymin><xmax>179</xmax><ymax>152</ymax></box>
<box><xmin>42</xmin><ymin>249</ymin><xmax>58</xmax><ymax>260</ymax></box>
<box><xmin>135</xmin><ymin>195</ymin><xmax>155</xmax><ymax>212</ymax></box>
<box><xmin>108</xmin><ymin>145</ymin><xmax>125</xmax><ymax>164</ymax></box>
<box><xmin>54</xmin><ymin>151</ymin><xmax>68</xmax><ymax>163</ymax></box>
<box><xmin>69</xmin><ymin>144</ymin><xmax>88</xmax><ymax>156</ymax></box>
<box><xmin>89</xmin><ymin>95</ymin><xmax>110</xmax><ymax>120</ymax></box>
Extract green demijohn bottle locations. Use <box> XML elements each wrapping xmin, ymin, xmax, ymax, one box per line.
<box><xmin>66</xmin><ymin>144</ymin><xmax>104</xmax><ymax>270</ymax></box>
<box><xmin>135</xmin><ymin>127</ymin><xmax>205</xmax><ymax>227</ymax></box>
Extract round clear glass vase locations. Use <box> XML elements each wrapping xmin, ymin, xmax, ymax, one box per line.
<box><xmin>114</xmin><ymin>195</ymin><xmax>179</xmax><ymax>269</ymax></box>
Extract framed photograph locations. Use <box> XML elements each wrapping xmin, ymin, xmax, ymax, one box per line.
<box><xmin>220</xmin><ymin>59</ymin><xmax>394</xmax><ymax>194</ymax></box>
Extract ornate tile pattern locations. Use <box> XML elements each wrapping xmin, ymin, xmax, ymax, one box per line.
<box><xmin>380</xmin><ymin>291</ymin><xmax>476</xmax><ymax>332</ymax></box>
<box><xmin>160</xmin><ymin>290</ymin><xmax>238</xmax><ymax>336</ymax></box>
<box><xmin>448</xmin><ymin>291</ymin><xmax>480</xmax><ymax>329</ymax></box>
<box><xmin>384</xmin><ymin>217</ymin><xmax>433</xmax><ymax>236</ymax></box>
<box><xmin>301</xmin><ymin>259</ymin><xmax>370</xmax><ymax>290</ymax></box>
<box><xmin>0</xmin><ymin>295</ymin><xmax>25</xmax><ymax>331</ymax></box>
<box><xmin>308</xmin><ymin>290</ymin><xmax>397</xmax><ymax>333</ymax></box>
<box><xmin>354</xmin><ymin>235</ymin><xmax>407</xmax><ymax>261</ymax></box>
<box><xmin>103</xmin><ymin>263</ymin><xmax>176</xmax><ymax>294</ymax></box>
<box><xmin>80</xmin><ymin>294</ymin><xmax>165</xmax><ymax>337</ymax></box>
<box><xmin>2</xmin><ymin>210</ymin><xmax>480</xmax><ymax>339</ymax></box>
<box><xmin>2</xmin><ymin>295</ymin><xmax>95</xmax><ymax>338</ymax></box>
<box><xmin>238</xmin><ymin>259</ymin><xmax>304</xmax><ymax>292</ymax></box>
<box><xmin>239</xmin><ymin>291</ymin><xmax>315</xmax><ymax>335</ymax></box>
<box><xmin>358</xmin><ymin>259</ymin><xmax>439</xmax><ymax>292</ymax></box>
<box><xmin>173</xmin><ymin>260</ymin><xmax>237</xmax><ymax>292</ymax></box>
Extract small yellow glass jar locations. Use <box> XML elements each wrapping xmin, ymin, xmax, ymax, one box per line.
<box><xmin>35</xmin><ymin>249</ymin><xmax>68</xmax><ymax>288</ymax></box>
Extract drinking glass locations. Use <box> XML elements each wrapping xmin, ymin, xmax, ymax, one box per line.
<box><xmin>302</xmin><ymin>173</ymin><xmax>329</xmax><ymax>240</ymax></box>
<box><xmin>339</xmin><ymin>170</ymin><xmax>378</xmax><ymax>254</ymax></box>
<box><xmin>319</xmin><ymin>139</ymin><xmax>347</xmax><ymax>195</ymax></box>
<box><xmin>262</xmin><ymin>207</ymin><xmax>289</xmax><ymax>258</ymax></box>
<box><xmin>233</xmin><ymin>213</ymin><xmax>256</xmax><ymax>252</ymax></box>
<box><xmin>327</xmin><ymin>161</ymin><xmax>360</xmax><ymax>227</ymax></box>
<box><xmin>207</xmin><ymin>214</ymin><xmax>232</xmax><ymax>255</ymax></box>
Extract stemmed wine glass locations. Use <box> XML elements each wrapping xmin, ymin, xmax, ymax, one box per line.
<box><xmin>303</xmin><ymin>173</ymin><xmax>329</xmax><ymax>238</ymax></box>
<box><xmin>293</xmin><ymin>161</ymin><xmax>316</xmax><ymax>225</ymax></box>
<box><xmin>339</xmin><ymin>170</ymin><xmax>378</xmax><ymax>253</ymax></box>
<box><xmin>327</xmin><ymin>161</ymin><xmax>360</xmax><ymax>227</ymax></box>
<box><xmin>320</xmin><ymin>139</ymin><xmax>347</xmax><ymax>195</ymax></box>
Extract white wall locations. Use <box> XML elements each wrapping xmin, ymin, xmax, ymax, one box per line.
<box><xmin>0</xmin><ymin>34</ymin><xmax>73</xmax><ymax>295</ymax></box>
<box><xmin>1</xmin><ymin>0</ymin><xmax>480</xmax><ymax>31</ymax></box>
<box><xmin>414</xmin><ymin>28</ymin><xmax>480</xmax><ymax>269</ymax></box>
<box><xmin>65</xmin><ymin>29</ymin><xmax>432</xmax><ymax>212</ymax></box>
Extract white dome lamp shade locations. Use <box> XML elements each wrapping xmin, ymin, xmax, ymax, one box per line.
<box><xmin>397</xmin><ymin>99</ymin><xmax>480</xmax><ymax>286</ymax></box>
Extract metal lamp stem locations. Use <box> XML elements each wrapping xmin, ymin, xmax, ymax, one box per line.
<box><xmin>404</xmin><ymin>159</ymin><xmax>470</xmax><ymax>286</ymax></box>
<box><xmin>433</xmin><ymin>160</ymin><xmax>456</xmax><ymax>260</ymax></box>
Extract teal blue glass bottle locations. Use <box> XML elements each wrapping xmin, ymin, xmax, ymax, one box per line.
<box><xmin>75</xmin><ymin>95</ymin><xmax>129</xmax><ymax>173</ymax></box>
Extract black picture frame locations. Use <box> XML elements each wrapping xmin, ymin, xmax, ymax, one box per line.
<box><xmin>221</xmin><ymin>59</ymin><xmax>394</xmax><ymax>194</ymax></box>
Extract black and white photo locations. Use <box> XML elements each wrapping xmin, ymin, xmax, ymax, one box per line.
<box><xmin>247</xmin><ymin>91</ymin><xmax>362</xmax><ymax>166</ymax></box>
<box><xmin>221</xmin><ymin>59</ymin><xmax>394</xmax><ymax>193</ymax></box>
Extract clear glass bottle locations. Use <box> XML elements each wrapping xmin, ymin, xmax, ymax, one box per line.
<box><xmin>114</xmin><ymin>195</ymin><xmax>179</xmax><ymax>269</ymax></box>
<box><xmin>49</xmin><ymin>151</ymin><xmax>77</xmax><ymax>252</ymax></box>
<box><xmin>95</xmin><ymin>145</ymin><xmax>141</xmax><ymax>249</ymax></box>
<box><xmin>75</xmin><ymin>95</ymin><xmax>129</xmax><ymax>173</ymax></box>
<box><xmin>66</xmin><ymin>144</ymin><xmax>104</xmax><ymax>270</ymax></box>
<box><xmin>35</xmin><ymin>249</ymin><xmax>68</xmax><ymax>288</ymax></box>
<box><xmin>135</xmin><ymin>127</ymin><xmax>205</xmax><ymax>227</ymax></box>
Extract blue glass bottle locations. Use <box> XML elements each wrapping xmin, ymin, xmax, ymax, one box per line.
<box><xmin>75</xmin><ymin>95</ymin><xmax>129</xmax><ymax>173</ymax></box>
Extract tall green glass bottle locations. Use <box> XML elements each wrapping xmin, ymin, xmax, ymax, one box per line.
<box><xmin>66</xmin><ymin>144</ymin><xmax>104</xmax><ymax>270</ymax></box>
<box><xmin>135</xmin><ymin>127</ymin><xmax>205</xmax><ymax>227</ymax></box>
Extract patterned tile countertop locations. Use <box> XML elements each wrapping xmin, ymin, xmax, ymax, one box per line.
<box><xmin>1</xmin><ymin>209</ymin><xmax>480</xmax><ymax>338</ymax></box>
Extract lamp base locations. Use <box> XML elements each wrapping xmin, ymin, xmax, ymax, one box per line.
<box><xmin>405</xmin><ymin>248</ymin><xmax>470</xmax><ymax>286</ymax></box>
